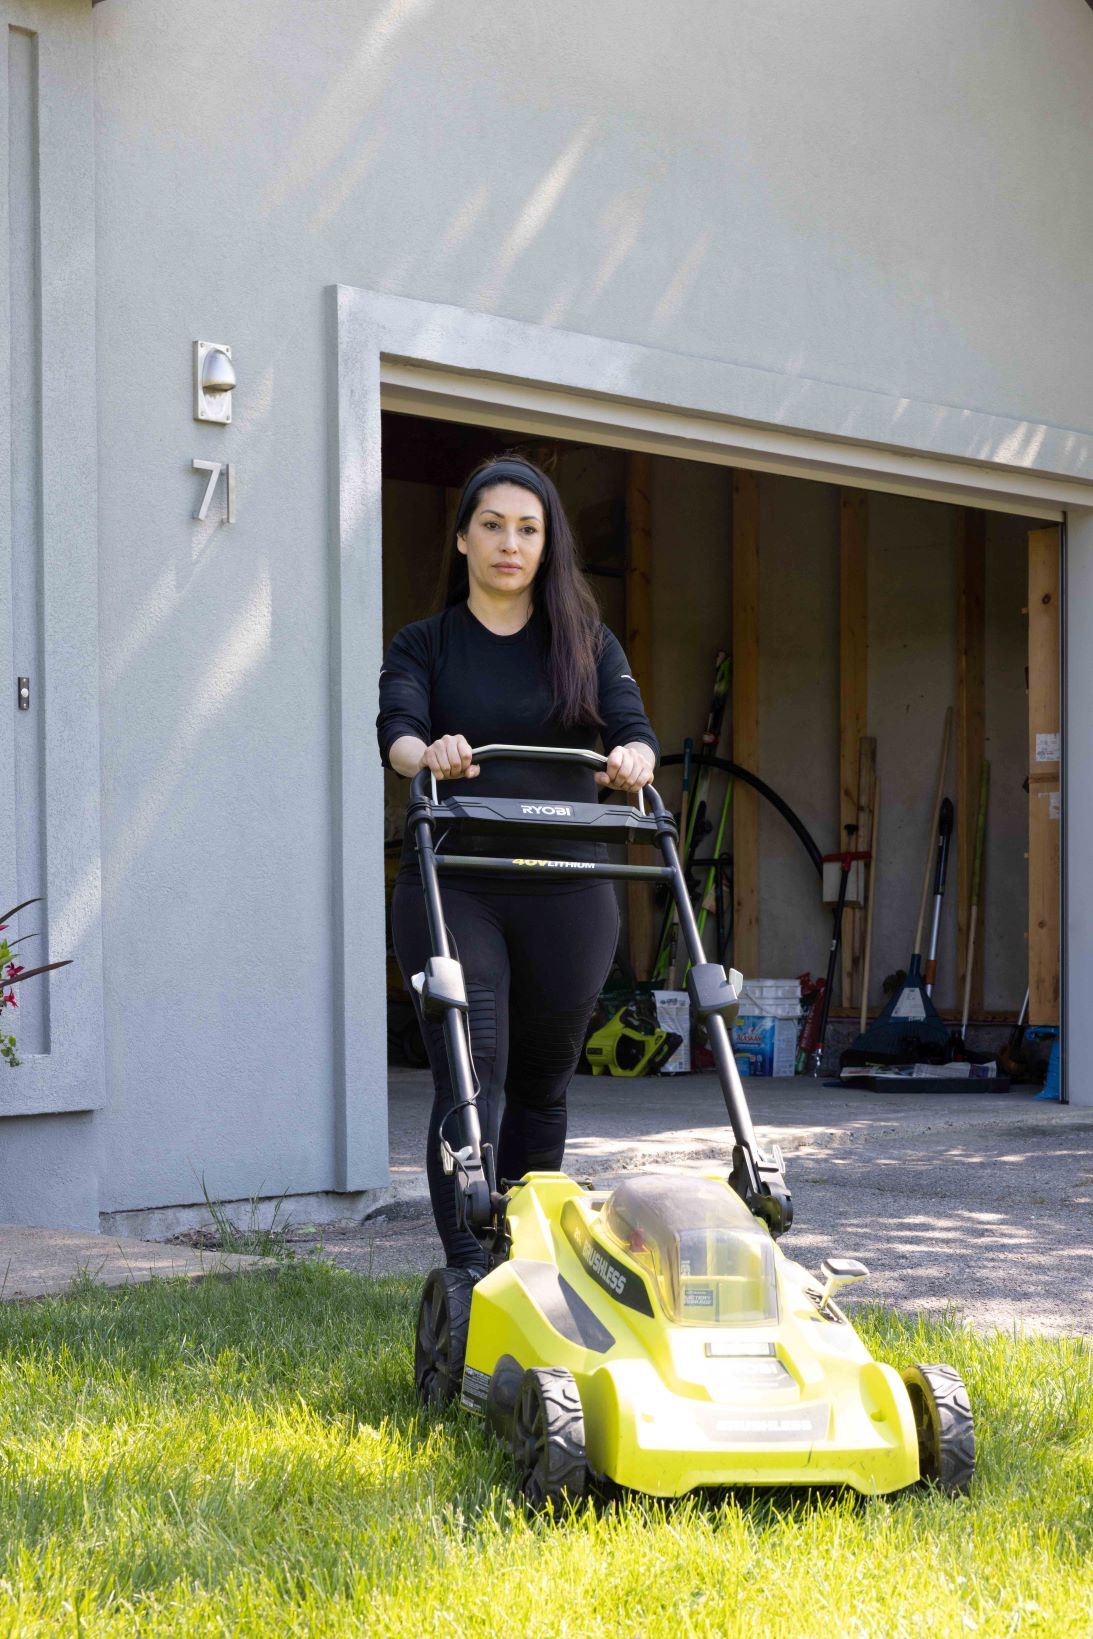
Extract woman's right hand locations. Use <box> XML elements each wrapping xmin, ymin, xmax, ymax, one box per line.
<box><xmin>422</xmin><ymin>734</ymin><xmax>480</xmax><ymax>780</ymax></box>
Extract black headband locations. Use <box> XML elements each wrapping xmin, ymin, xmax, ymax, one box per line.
<box><xmin>454</xmin><ymin>460</ymin><xmax>551</xmax><ymax>536</ymax></box>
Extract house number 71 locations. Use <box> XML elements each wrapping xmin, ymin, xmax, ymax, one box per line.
<box><xmin>192</xmin><ymin>459</ymin><xmax>236</xmax><ymax>523</ymax></box>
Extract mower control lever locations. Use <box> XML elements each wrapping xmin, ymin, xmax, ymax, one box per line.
<box><xmin>819</xmin><ymin>1257</ymin><xmax>869</xmax><ymax>1312</ymax></box>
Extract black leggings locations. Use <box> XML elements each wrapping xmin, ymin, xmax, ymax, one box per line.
<box><xmin>391</xmin><ymin>876</ymin><xmax>620</xmax><ymax>1268</ymax></box>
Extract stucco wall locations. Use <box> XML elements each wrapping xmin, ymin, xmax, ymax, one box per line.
<box><xmin>81</xmin><ymin>0</ymin><xmax>1093</xmax><ymax>1211</ymax></box>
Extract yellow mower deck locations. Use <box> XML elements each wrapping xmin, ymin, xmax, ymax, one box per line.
<box><xmin>462</xmin><ymin>1172</ymin><xmax>921</xmax><ymax>1497</ymax></box>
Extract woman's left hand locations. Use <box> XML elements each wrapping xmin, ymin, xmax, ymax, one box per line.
<box><xmin>595</xmin><ymin>742</ymin><xmax>656</xmax><ymax>792</ymax></box>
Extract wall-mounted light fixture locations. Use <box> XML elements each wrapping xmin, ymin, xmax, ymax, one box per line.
<box><xmin>193</xmin><ymin>340</ymin><xmax>236</xmax><ymax>423</ymax></box>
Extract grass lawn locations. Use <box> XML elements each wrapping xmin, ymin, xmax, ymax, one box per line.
<box><xmin>0</xmin><ymin>1262</ymin><xmax>1089</xmax><ymax>1637</ymax></box>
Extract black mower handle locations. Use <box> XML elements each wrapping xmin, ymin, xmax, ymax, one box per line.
<box><xmin>403</xmin><ymin>742</ymin><xmax>793</xmax><ymax>1242</ymax></box>
<box><xmin>414</xmin><ymin>743</ymin><xmax>649</xmax><ymax>815</ymax></box>
<box><xmin>471</xmin><ymin>743</ymin><xmax>610</xmax><ymax>770</ymax></box>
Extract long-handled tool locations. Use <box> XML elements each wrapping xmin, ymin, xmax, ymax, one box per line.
<box><xmin>809</xmin><ymin>827</ymin><xmax>871</xmax><ymax>1077</ymax></box>
<box><xmin>674</xmin><ymin>774</ymin><xmax>734</xmax><ymax>985</ymax></box>
<box><xmin>652</xmin><ymin>654</ymin><xmax>730</xmax><ymax>983</ymax></box>
<box><xmin>859</xmin><ymin>780</ymin><xmax>880</xmax><ymax>1035</ymax></box>
<box><xmin>841</xmin><ymin>712</ymin><xmax>954</xmax><ymax>1067</ymax></box>
<box><xmin>997</xmin><ymin>987</ymin><xmax>1031</xmax><ymax>1081</ymax></box>
<box><xmin>677</xmin><ymin>737</ymin><xmax>695</xmax><ymax>874</ymax></box>
<box><xmin>960</xmin><ymin>761</ymin><xmax>990</xmax><ymax>1037</ymax></box>
<box><xmin>913</xmin><ymin>708</ymin><xmax>952</xmax><ymax>966</ymax></box>
<box><xmin>923</xmin><ymin>798</ymin><xmax>954</xmax><ymax>997</ymax></box>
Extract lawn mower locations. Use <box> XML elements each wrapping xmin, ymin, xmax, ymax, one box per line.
<box><xmin>408</xmin><ymin>747</ymin><xmax>975</xmax><ymax>1506</ymax></box>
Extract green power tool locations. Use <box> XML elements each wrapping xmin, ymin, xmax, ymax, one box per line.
<box><xmin>584</xmin><ymin>1000</ymin><xmax>682</xmax><ymax>1077</ymax></box>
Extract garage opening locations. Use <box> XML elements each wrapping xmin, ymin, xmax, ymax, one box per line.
<box><xmin>380</xmin><ymin>409</ymin><xmax>1059</xmax><ymax>1098</ymax></box>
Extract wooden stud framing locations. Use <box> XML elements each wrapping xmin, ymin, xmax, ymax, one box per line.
<box><xmin>957</xmin><ymin>509</ymin><xmax>986</xmax><ymax>1016</ymax></box>
<box><xmin>625</xmin><ymin>453</ymin><xmax>657</xmax><ymax>978</ymax></box>
<box><xmin>625</xmin><ymin>453</ymin><xmax>654</xmax><ymax>699</ymax></box>
<box><xmin>839</xmin><ymin>490</ymin><xmax>868</xmax><ymax>1006</ymax></box>
<box><xmin>732</xmin><ymin>469</ymin><xmax>760</xmax><ymax>978</ymax></box>
<box><xmin>1028</xmin><ymin>525</ymin><xmax>1061</xmax><ymax>1026</ymax></box>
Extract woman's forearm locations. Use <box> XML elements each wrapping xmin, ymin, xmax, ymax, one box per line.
<box><xmin>388</xmin><ymin>735</ymin><xmax>427</xmax><ymax>778</ymax></box>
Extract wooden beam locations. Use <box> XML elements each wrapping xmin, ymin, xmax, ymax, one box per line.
<box><xmin>1028</xmin><ymin>525</ymin><xmax>1061</xmax><ymax>1026</ymax></box>
<box><xmin>625</xmin><ymin>453</ymin><xmax>657</xmax><ymax>979</ymax></box>
<box><xmin>956</xmin><ymin>509</ymin><xmax>986</xmax><ymax>1016</ymax></box>
<box><xmin>839</xmin><ymin>490</ymin><xmax>868</xmax><ymax>1006</ymax></box>
<box><xmin>732</xmin><ymin>469</ymin><xmax>760</xmax><ymax>979</ymax></box>
<box><xmin>625</xmin><ymin>454</ymin><xmax>654</xmax><ymax>700</ymax></box>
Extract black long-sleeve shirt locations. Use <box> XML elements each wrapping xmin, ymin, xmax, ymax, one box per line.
<box><xmin>377</xmin><ymin>601</ymin><xmax>659</xmax><ymax>877</ymax></box>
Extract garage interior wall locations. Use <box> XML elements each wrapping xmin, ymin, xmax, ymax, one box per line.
<box><xmin>381</xmin><ymin>419</ymin><xmax>1036</xmax><ymax>1025</ymax></box>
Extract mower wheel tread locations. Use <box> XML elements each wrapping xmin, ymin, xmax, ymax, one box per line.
<box><xmin>414</xmin><ymin>1267</ymin><xmax>475</xmax><ymax>1408</ymax></box>
<box><xmin>902</xmin><ymin>1362</ymin><xmax>975</xmax><ymax>1494</ymax></box>
<box><xmin>513</xmin><ymin>1366</ymin><xmax>588</xmax><ymax>1510</ymax></box>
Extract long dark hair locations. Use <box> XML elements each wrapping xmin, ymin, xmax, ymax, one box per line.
<box><xmin>435</xmin><ymin>454</ymin><xmax>604</xmax><ymax>727</ymax></box>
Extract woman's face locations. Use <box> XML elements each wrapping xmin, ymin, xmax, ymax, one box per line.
<box><xmin>457</xmin><ymin>482</ymin><xmax>546</xmax><ymax>600</ymax></box>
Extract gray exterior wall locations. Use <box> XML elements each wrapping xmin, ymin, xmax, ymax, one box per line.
<box><xmin>2</xmin><ymin>0</ymin><xmax>1092</xmax><ymax>1225</ymax></box>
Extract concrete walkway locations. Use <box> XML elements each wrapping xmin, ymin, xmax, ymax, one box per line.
<box><xmin>361</xmin><ymin>1070</ymin><xmax>1093</xmax><ymax>1336</ymax></box>
<box><xmin>0</xmin><ymin>1227</ymin><xmax>273</xmax><ymax>1303</ymax></box>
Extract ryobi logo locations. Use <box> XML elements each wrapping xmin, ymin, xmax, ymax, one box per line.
<box><xmin>520</xmin><ymin>803</ymin><xmax>573</xmax><ymax>816</ymax></box>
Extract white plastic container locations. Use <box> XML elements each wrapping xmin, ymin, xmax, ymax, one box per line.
<box><xmin>731</xmin><ymin>978</ymin><xmax>800</xmax><ymax>1076</ymax></box>
<box><xmin>737</xmin><ymin>979</ymin><xmax>800</xmax><ymax>1017</ymax></box>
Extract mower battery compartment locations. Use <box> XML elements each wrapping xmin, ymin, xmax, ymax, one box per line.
<box><xmin>602</xmin><ymin>1175</ymin><xmax>780</xmax><ymax>1328</ymax></box>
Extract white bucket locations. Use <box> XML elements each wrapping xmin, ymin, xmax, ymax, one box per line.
<box><xmin>732</xmin><ymin>979</ymin><xmax>800</xmax><ymax>1076</ymax></box>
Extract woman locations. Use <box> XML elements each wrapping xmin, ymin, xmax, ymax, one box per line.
<box><xmin>377</xmin><ymin>455</ymin><xmax>658</xmax><ymax>1269</ymax></box>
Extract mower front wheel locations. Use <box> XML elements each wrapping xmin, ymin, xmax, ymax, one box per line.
<box><xmin>902</xmin><ymin>1362</ymin><xmax>975</xmax><ymax>1493</ymax></box>
<box><xmin>512</xmin><ymin>1366</ymin><xmax>588</xmax><ymax>1510</ymax></box>
<box><xmin>414</xmin><ymin>1268</ymin><xmax>475</xmax><ymax>1408</ymax></box>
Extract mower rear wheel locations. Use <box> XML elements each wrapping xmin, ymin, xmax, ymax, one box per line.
<box><xmin>902</xmin><ymin>1363</ymin><xmax>975</xmax><ymax>1493</ymax></box>
<box><xmin>512</xmin><ymin>1366</ymin><xmax>588</xmax><ymax>1509</ymax></box>
<box><xmin>414</xmin><ymin>1268</ymin><xmax>474</xmax><ymax>1408</ymax></box>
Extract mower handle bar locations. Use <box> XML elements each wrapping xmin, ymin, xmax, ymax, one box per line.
<box><xmin>405</xmin><ymin>740</ymin><xmax>792</xmax><ymax>1241</ymax></box>
<box><xmin>423</xmin><ymin>743</ymin><xmax>647</xmax><ymax>816</ymax></box>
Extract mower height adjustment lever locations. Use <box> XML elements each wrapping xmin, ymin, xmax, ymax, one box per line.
<box><xmin>412</xmin><ymin>957</ymin><xmax>468</xmax><ymax>1019</ymax></box>
<box><xmin>686</xmin><ymin>962</ymin><xmax>742</xmax><ymax>1021</ymax></box>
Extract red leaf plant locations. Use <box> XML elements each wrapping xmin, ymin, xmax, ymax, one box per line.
<box><xmin>0</xmin><ymin>897</ymin><xmax>72</xmax><ymax>1068</ymax></box>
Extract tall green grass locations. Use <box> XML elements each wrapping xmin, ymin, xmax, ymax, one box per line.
<box><xmin>0</xmin><ymin>1264</ymin><xmax>1088</xmax><ymax>1636</ymax></box>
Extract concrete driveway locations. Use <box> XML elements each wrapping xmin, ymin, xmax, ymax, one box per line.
<box><xmin>334</xmin><ymin>1070</ymin><xmax>1093</xmax><ymax>1336</ymax></box>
